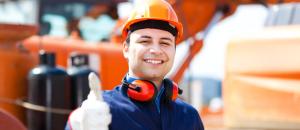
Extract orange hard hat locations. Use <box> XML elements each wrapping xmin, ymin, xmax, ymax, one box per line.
<box><xmin>122</xmin><ymin>0</ymin><xmax>183</xmax><ymax>44</ymax></box>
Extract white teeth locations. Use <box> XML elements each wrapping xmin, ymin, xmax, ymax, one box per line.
<box><xmin>145</xmin><ymin>59</ymin><xmax>163</xmax><ymax>64</ymax></box>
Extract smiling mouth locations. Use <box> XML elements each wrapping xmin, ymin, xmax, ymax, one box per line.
<box><xmin>144</xmin><ymin>59</ymin><xmax>164</xmax><ymax>64</ymax></box>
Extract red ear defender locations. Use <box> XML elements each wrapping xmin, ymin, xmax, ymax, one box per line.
<box><xmin>163</xmin><ymin>79</ymin><xmax>183</xmax><ymax>102</ymax></box>
<box><xmin>122</xmin><ymin>77</ymin><xmax>182</xmax><ymax>103</ymax></box>
<box><xmin>126</xmin><ymin>80</ymin><xmax>157</xmax><ymax>102</ymax></box>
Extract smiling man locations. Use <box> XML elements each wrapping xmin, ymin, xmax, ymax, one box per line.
<box><xmin>66</xmin><ymin>0</ymin><xmax>204</xmax><ymax>130</ymax></box>
<box><xmin>124</xmin><ymin>27</ymin><xmax>176</xmax><ymax>89</ymax></box>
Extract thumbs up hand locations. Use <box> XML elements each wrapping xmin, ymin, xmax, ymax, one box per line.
<box><xmin>87</xmin><ymin>72</ymin><xmax>102</xmax><ymax>101</ymax></box>
<box><xmin>81</xmin><ymin>72</ymin><xmax>111</xmax><ymax>130</ymax></box>
<box><xmin>68</xmin><ymin>72</ymin><xmax>111</xmax><ymax>130</ymax></box>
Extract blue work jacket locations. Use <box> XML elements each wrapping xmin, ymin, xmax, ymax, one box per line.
<box><xmin>66</xmin><ymin>85</ymin><xmax>204</xmax><ymax>130</ymax></box>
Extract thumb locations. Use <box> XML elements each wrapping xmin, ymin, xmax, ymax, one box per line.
<box><xmin>88</xmin><ymin>72</ymin><xmax>103</xmax><ymax>101</ymax></box>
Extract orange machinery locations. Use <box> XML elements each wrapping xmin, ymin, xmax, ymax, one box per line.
<box><xmin>22</xmin><ymin>0</ymin><xmax>300</xmax><ymax>89</ymax></box>
<box><xmin>0</xmin><ymin>24</ymin><xmax>38</xmax><ymax>124</ymax></box>
<box><xmin>224</xmin><ymin>25</ymin><xmax>300</xmax><ymax>129</ymax></box>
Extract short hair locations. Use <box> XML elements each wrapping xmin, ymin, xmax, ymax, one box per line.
<box><xmin>125</xmin><ymin>20</ymin><xmax>178</xmax><ymax>45</ymax></box>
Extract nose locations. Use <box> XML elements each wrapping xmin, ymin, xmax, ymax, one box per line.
<box><xmin>149</xmin><ymin>44</ymin><xmax>163</xmax><ymax>55</ymax></box>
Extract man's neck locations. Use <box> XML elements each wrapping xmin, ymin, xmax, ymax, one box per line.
<box><xmin>151</xmin><ymin>80</ymin><xmax>162</xmax><ymax>90</ymax></box>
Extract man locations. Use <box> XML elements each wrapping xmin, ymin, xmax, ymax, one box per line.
<box><xmin>66</xmin><ymin>0</ymin><xmax>204</xmax><ymax>129</ymax></box>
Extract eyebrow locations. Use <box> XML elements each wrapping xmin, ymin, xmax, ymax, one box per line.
<box><xmin>160</xmin><ymin>37</ymin><xmax>173</xmax><ymax>42</ymax></box>
<box><xmin>139</xmin><ymin>35</ymin><xmax>152</xmax><ymax>39</ymax></box>
<box><xmin>139</xmin><ymin>35</ymin><xmax>173</xmax><ymax>42</ymax></box>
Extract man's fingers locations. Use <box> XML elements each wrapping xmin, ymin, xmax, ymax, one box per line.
<box><xmin>88</xmin><ymin>72</ymin><xmax>102</xmax><ymax>101</ymax></box>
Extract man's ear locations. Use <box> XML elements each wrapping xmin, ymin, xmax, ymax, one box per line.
<box><xmin>123</xmin><ymin>42</ymin><xmax>129</xmax><ymax>59</ymax></box>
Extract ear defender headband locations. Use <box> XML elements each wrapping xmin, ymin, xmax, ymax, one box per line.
<box><xmin>121</xmin><ymin>76</ymin><xmax>182</xmax><ymax>102</ymax></box>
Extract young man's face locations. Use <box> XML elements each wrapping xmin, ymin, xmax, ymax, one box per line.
<box><xmin>123</xmin><ymin>28</ymin><xmax>176</xmax><ymax>82</ymax></box>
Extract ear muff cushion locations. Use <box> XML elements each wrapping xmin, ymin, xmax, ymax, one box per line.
<box><xmin>171</xmin><ymin>81</ymin><xmax>179</xmax><ymax>101</ymax></box>
<box><xmin>127</xmin><ymin>80</ymin><xmax>157</xmax><ymax>102</ymax></box>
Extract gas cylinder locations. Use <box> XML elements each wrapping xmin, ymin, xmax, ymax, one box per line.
<box><xmin>27</xmin><ymin>51</ymin><xmax>71</xmax><ymax>130</ymax></box>
<box><xmin>67</xmin><ymin>53</ymin><xmax>94</xmax><ymax>109</ymax></box>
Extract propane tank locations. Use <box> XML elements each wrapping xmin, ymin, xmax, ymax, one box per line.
<box><xmin>27</xmin><ymin>51</ymin><xmax>71</xmax><ymax>130</ymax></box>
<box><xmin>67</xmin><ymin>53</ymin><xmax>94</xmax><ymax>109</ymax></box>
